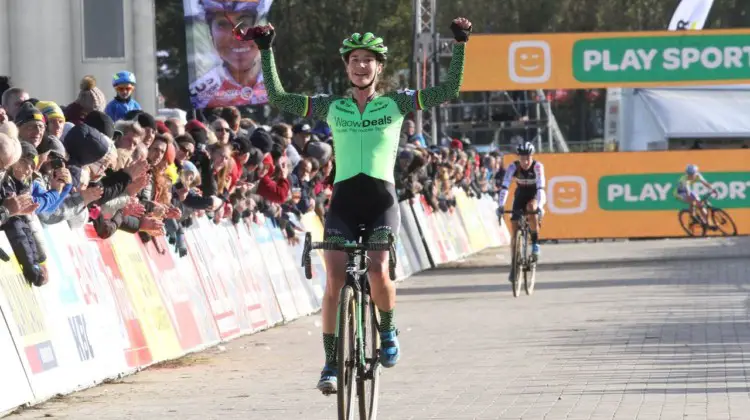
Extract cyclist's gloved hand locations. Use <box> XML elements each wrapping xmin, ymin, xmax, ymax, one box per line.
<box><xmin>235</xmin><ymin>24</ymin><xmax>276</xmax><ymax>50</ymax></box>
<box><xmin>450</xmin><ymin>17</ymin><xmax>472</xmax><ymax>42</ymax></box>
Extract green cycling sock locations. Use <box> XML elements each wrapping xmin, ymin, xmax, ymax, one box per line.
<box><xmin>379</xmin><ymin>309</ymin><xmax>396</xmax><ymax>332</ymax></box>
<box><xmin>323</xmin><ymin>333</ymin><xmax>336</xmax><ymax>365</ymax></box>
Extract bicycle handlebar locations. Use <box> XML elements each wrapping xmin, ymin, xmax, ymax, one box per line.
<box><xmin>308</xmin><ymin>241</ymin><xmax>392</xmax><ymax>252</ymax></box>
<box><xmin>498</xmin><ymin>208</ymin><xmax>541</xmax><ymax>215</ymax></box>
<box><xmin>300</xmin><ymin>232</ymin><xmax>397</xmax><ymax>281</ymax></box>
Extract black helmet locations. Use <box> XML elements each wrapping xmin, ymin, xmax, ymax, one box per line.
<box><xmin>516</xmin><ymin>141</ymin><xmax>535</xmax><ymax>156</ymax></box>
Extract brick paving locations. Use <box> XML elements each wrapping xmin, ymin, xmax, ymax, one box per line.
<box><xmin>9</xmin><ymin>237</ymin><xmax>750</xmax><ymax>420</ymax></box>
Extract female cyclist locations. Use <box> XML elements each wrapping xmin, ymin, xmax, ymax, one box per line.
<box><xmin>239</xmin><ymin>17</ymin><xmax>472</xmax><ymax>394</ymax></box>
<box><xmin>675</xmin><ymin>164</ymin><xmax>715</xmax><ymax>226</ymax></box>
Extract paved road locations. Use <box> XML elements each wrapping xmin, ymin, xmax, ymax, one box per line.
<box><xmin>10</xmin><ymin>237</ymin><xmax>750</xmax><ymax>420</ymax></box>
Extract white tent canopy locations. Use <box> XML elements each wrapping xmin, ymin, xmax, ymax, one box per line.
<box><xmin>620</xmin><ymin>85</ymin><xmax>750</xmax><ymax>151</ymax></box>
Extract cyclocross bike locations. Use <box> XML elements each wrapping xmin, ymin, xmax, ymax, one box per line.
<box><xmin>302</xmin><ymin>226</ymin><xmax>397</xmax><ymax>420</ymax></box>
<box><xmin>678</xmin><ymin>194</ymin><xmax>737</xmax><ymax>237</ymax></box>
<box><xmin>500</xmin><ymin>209</ymin><xmax>541</xmax><ymax>298</ymax></box>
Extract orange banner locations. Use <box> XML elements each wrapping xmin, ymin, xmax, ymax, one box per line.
<box><xmin>502</xmin><ymin>149</ymin><xmax>750</xmax><ymax>239</ymax></box>
<box><xmin>463</xmin><ymin>28</ymin><xmax>750</xmax><ymax>91</ymax></box>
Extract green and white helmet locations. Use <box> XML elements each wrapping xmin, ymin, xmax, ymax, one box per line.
<box><xmin>339</xmin><ymin>32</ymin><xmax>388</xmax><ymax>59</ymax></box>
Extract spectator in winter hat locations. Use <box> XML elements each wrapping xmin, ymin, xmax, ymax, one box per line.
<box><xmin>185</xmin><ymin>119</ymin><xmax>209</xmax><ymax>147</ymax></box>
<box><xmin>311</xmin><ymin>120</ymin><xmax>332</xmax><ymax>141</ymax></box>
<box><xmin>84</xmin><ymin>111</ymin><xmax>115</xmax><ymax>140</ymax></box>
<box><xmin>231</xmin><ymin>134</ymin><xmax>253</xmax><ymax>166</ymax></box>
<box><xmin>65</xmin><ymin>76</ymin><xmax>107</xmax><ymax>125</ymax></box>
<box><xmin>245</xmin><ymin>147</ymin><xmax>263</xmax><ymax>171</ymax></box>
<box><xmin>156</xmin><ymin>120</ymin><xmax>170</xmax><ymax>135</ymax></box>
<box><xmin>249</xmin><ymin>127</ymin><xmax>273</xmax><ymax>155</ymax></box>
<box><xmin>36</xmin><ymin>101</ymin><xmax>66</xmax><ymax>139</ymax></box>
<box><xmin>37</xmin><ymin>135</ymin><xmax>66</xmax><ymax>166</ymax></box>
<box><xmin>305</xmin><ymin>140</ymin><xmax>333</xmax><ymax>166</ymax></box>
<box><xmin>8</xmin><ymin>141</ymin><xmax>72</xmax><ymax>216</ymax></box>
<box><xmin>249</xmin><ymin>127</ymin><xmax>277</xmax><ymax>175</ymax></box>
<box><xmin>1</xmin><ymin>87</ymin><xmax>29</xmax><ymax>121</ymax></box>
<box><xmin>105</xmin><ymin>71</ymin><xmax>142</xmax><ymax>122</ymax></box>
<box><xmin>15</xmin><ymin>103</ymin><xmax>46</xmax><ymax>148</ymax></box>
<box><xmin>133</xmin><ymin>111</ymin><xmax>157</xmax><ymax>147</ymax></box>
<box><xmin>287</xmin><ymin>123</ymin><xmax>311</xmax><ymax>168</ymax></box>
<box><xmin>63</xmin><ymin>124</ymin><xmax>112</xmax><ymax>188</ymax></box>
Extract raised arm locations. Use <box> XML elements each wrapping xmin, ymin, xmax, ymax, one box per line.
<box><xmin>254</xmin><ymin>25</ymin><xmax>334</xmax><ymax>120</ymax></box>
<box><xmin>389</xmin><ymin>18</ymin><xmax>470</xmax><ymax>115</ymax></box>
<box><xmin>260</xmin><ymin>49</ymin><xmax>313</xmax><ymax>118</ymax></box>
<box><xmin>417</xmin><ymin>43</ymin><xmax>465</xmax><ymax>110</ymax></box>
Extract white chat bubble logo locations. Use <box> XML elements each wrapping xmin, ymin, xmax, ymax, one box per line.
<box><xmin>548</xmin><ymin>176</ymin><xmax>588</xmax><ymax>214</ymax></box>
<box><xmin>508</xmin><ymin>41</ymin><xmax>552</xmax><ymax>84</ymax></box>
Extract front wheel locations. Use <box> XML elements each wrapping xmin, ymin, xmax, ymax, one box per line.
<box><xmin>710</xmin><ymin>208</ymin><xmax>738</xmax><ymax>236</ymax></box>
<box><xmin>357</xmin><ymin>295</ymin><xmax>380</xmax><ymax>420</ymax></box>
<box><xmin>337</xmin><ymin>286</ymin><xmax>357</xmax><ymax>420</ymax></box>
<box><xmin>524</xmin><ymin>260</ymin><xmax>536</xmax><ymax>296</ymax></box>
<box><xmin>678</xmin><ymin>209</ymin><xmax>705</xmax><ymax>237</ymax></box>
<box><xmin>512</xmin><ymin>229</ymin><xmax>524</xmax><ymax>298</ymax></box>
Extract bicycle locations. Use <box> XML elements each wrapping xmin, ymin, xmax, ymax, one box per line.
<box><xmin>678</xmin><ymin>194</ymin><xmax>737</xmax><ymax>237</ymax></box>
<box><xmin>499</xmin><ymin>209</ymin><xmax>541</xmax><ymax>298</ymax></box>
<box><xmin>302</xmin><ymin>226</ymin><xmax>397</xmax><ymax>420</ymax></box>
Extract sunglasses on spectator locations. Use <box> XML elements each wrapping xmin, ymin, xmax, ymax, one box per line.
<box><xmin>214</xmin><ymin>127</ymin><xmax>230</xmax><ymax>133</ymax></box>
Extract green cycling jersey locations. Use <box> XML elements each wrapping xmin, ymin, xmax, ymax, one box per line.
<box><xmin>260</xmin><ymin>43</ymin><xmax>466</xmax><ymax>184</ymax></box>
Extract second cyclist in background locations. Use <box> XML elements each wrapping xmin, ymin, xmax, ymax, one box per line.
<box><xmin>497</xmin><ymin>142</ymin><xmax>546</xmax><ymax>281</ymax></box>
<box><xmin>674</xmin><ymin>164</ymin><xmax>715</xmax><ymax>227</ymax></box>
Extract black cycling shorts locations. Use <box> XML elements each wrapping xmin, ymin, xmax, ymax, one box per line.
<box><xmin>511</xmin><ymin>188</ymin><xmax>538</xmax><ymax>222</ymax></box>
<box><xmin>324</xmin><ymin>174</ymin><xmax>400</xmax><ymax>245</ymax></box>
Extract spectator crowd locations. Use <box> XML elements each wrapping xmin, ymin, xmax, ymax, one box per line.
<box><xmin>0</xmin><ymin>72</ymin><xmax>507</xmax><ymax>288</ymax></box>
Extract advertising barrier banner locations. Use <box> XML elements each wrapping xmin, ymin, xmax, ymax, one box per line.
<box><xmin>399</xmin><ymin>201</ymin><xmax>432</xmax><ymax>271</ymax></box>
<box><xmin>233</xmin><ymin>221</ymin><xmax>284</xmax><ymax>327</ymax></box>
<box><xmin>267</xmin><ymin>219</ymin><xmax>316</xmax><ymax>316</ymax></box>
<box><xmin>299</xmin><ymin>212</ymin><xmax>328</xmax><ymax>298</ymax></box>
<box><xmin>413</xmin><ymin>197</ymin><xmax>449</xmax><ymax>264</ymax></box>
<box><xmin>86</xmin><ymin>227</ymin><xmax>152</xmax><ymax>368</ymax></box>
<box><xmin>287</xmin><ymin>214</ymin><xmax>325</xmax><ymax>304</ymax></box>
<box><xmin>141</xmin><ymin>236</ymin><xmax>220</xmax><ymax>351</ymax></box>
<box><xmin>251</xmin><ymin>219</ymin><xmax>299</xmax><ymax>321</ymax></box>
<box><xmin>110</xmin><ymin>232</ymin><xmax>182</xmax><ymax>362</ymax></box>
<box><xmin>222</xmin><ymin>223</ymin><xmax>272</xmax><ymax>332</ymax></box>
<box><xmin>0</xmin><ymin>304</ymin><xmax>33</xmax><ymax>414</ymax></box>
<box><xmin>29</xmin><ymin>225</ymin><xmax>127</xmax><ymax>397</ymax></box>
<box><xmin>454</xmin><ymin>190</ymin><xmax>490</xmax><ymax>252</ymax></box>
<box><xmin>477</xmin><ymin>197</ymin><xmax>511</xmax><ymax>248</ymax></box>
<box><xmin>397</xmin><ymin>228</ymin><xmax>418</xmax><ymax>279</ymax></box>
<box><xmin>0</xmin><ymin>192</ymin><xmax>502</xmax><ymax>413</ymax></box>
<box><xmin>184</xmin><ymin>221</ymin><xmax>242</xmax><ymax>339</ymax></box>
<box><xmin>501</xmin><ymin>149</ymin><xmax>750</xmax><ymax>239</ymax></box>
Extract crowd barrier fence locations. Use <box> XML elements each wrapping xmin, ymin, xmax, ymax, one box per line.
<box><xmin>0</xmin><ymin>191</ymin><xmax>509</xmax><ymax>416</ymax></box>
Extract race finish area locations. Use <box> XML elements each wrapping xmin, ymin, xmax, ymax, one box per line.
<box><xmin>9</xmin><ymin>237</ymin><xmax>750</xmax><ymax>420</ymax></box>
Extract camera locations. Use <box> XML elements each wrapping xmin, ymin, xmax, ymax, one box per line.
<box><xmin>49</xmin><ymin>157</ymin><xmax>65</xmax><ymax>170</ymax></box>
